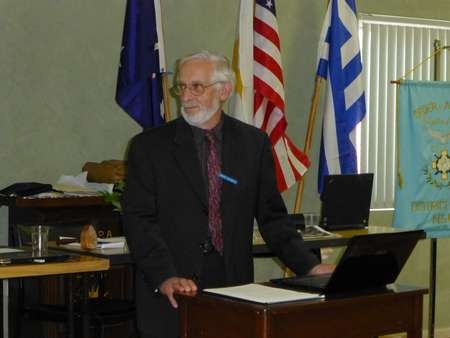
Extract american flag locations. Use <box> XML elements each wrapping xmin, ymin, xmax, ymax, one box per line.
<box><xmin>316</xmin><ymin>0</ymin><xmax>366</xmax><ymax>194</ymax></box>
<box><xmin>233</xmin><ymin>0</ymin><xmax>310</xmax><ymax>192</ymax></box>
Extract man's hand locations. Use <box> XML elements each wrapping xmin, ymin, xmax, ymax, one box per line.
<box><xmin>308</xmin><ymin>263</ymin><xmax>335</xmax><ymax>276</ymax></box>
<box><xmin>159</xmin><ymin>277</ymin><xmax>198</xmax><ymax>308</ymax></box>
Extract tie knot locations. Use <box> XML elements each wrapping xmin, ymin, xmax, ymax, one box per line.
<box><xmin>205</xmin><ymin>130</ymin><xmax>215</xmax><ymax>143</ymax></box>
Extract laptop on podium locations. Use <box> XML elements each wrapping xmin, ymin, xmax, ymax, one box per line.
<box><xmin>271</xmin><ymin>230</ymin><xmax>423</xmax><ymax>295</ymax></box>
<box><xmin>319</xmin><ymin>173</ymin><xmax>374</xmax><ymax>230</ymax></box>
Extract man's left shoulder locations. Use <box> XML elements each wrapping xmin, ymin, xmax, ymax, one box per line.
<box><xmin>224</xmin><ymin>114</ymin><xmax>267</xmax><ymax>140</ymax></box>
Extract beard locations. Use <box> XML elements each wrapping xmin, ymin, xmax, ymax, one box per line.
<box><xmin>181</xmin><ymin>97</ymin><xmax>221</xmax><ymax>128</ymax></box>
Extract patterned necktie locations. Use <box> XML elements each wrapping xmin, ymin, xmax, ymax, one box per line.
<box><xmin>205</xmin><ymin>130</ymin><xmax>223</xmax><ymax>254</ymax></box>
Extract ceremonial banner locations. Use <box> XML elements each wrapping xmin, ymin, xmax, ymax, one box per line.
<box><xmin>393</xmin><ymin>80</ymin><xmax>450</xmax><ymax>238</ymax></box>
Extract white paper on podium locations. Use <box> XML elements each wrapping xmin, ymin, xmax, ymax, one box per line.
<box><xmin>53</xmin><ymin>172</ymin><xmax>114</xmax><ymax>194</ymax></box>
<box><xmin>203</xmin><ymin>283</ymin><xmax>323</xmax><ymax>304</ymax></box>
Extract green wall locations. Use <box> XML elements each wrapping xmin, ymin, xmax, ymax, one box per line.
<box><xmin>1</xmin><ymin>0</ymin><xmax>449</xmax><ymax>334</ymax></box>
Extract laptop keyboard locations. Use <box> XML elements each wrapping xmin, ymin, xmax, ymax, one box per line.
<box><xmin>300</xmin><ymin>225</ymin><xmax>334</xmax><ymax>238</ymax></box>
<box><xmin>281</xmin><ymin>274</ymin><xmax>332</xmax><ymax>288</ymax></box>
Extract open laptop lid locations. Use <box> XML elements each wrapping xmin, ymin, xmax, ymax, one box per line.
<box><xmin>324</xmin><ymin>230</ymin><xmax>423</xmax><ymax>293</ymax></box>
<box><xmin>271</xmin><ymin>230</ymin><xmax>424</xmax><ymax>294</ymax></box>
<box><xmin>320</xmin><ymin>173</ymin><xmax>374</xmax><ymax>230</ymax></box>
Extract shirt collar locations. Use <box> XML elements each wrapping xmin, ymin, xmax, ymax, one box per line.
<box><xmin>191</xmin><ymin>113</ymin><xmax>224</xmax><ymax>143</ymax></box>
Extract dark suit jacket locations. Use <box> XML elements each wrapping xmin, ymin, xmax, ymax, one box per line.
<box><xmin>122</xmin><ymin>114</ymin><xmax>318</xmax><ymax>338</ymax></box>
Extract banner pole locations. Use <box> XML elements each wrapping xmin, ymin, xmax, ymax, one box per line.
<box><xmin>426</xmin><ymin>38</ymin><xmax>450</xmax><ymax>338</ymax></box>
<box><xmin>293</xmin><ymin>0</ymin><xmax>330</xmax><ymax>214</ymax></box>
<box><xmin>293</xmin><ymin>76</ymin><xmax>323</xmax><ymax>213</ymax></box>
<box><xmin>427</xmin><ymin>38</ymin><xmax>442</xmax><ymax>338</ymax></box>
<box><xmin>154</xmin><ymin>0</ymin><xmax>172</xmax><ymax>122</ymax></box>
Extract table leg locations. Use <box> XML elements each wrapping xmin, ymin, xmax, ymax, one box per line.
<box><xmin>428</xmin><ymin>238</ymin><xmax>437</xmax><ymax>338</ymax></box>
<box><xmin>82</xmin><ymin>273</ymin><xmax>89</xmax><ymax>338</ymax></box>
<box><xmin>66</xmin><ymin>276</ymin><xmax>74</xmax><ymax>338</ymax></box>
<box><xmin>3</xmin><ymin>279</ymin><xmax>8</xmax><ymax>338</ymax></box>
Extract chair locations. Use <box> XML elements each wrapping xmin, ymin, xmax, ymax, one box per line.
<box><xmin>81</xmin><ymin>297</ymin><xmax>136</xmax><ymax>338</ymax></box>
<box><xmin>17</xmin><ymin>272</ymin><xmax>136</xmax><ymax>338</ymax></box>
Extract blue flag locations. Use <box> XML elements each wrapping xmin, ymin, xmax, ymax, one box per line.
<box><xmin>393</xmin><ymin>81</ymin><xmax>450</xmax><ymax>238</ymax></box>
<box><xmin>316</xmin><ymin>0</ymin><xmax>366</xmax><ymax>194</ymax></box>
<box><xmin>116</xmin><ymin>0</ymin><xmax>165</xmax><ymax>129</ymax></box>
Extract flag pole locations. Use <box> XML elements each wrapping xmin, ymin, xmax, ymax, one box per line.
<box><xmin>154</xmin><ymin>0</ymin><xmax>172</xmax><ymax>122</ymax></box>
<box><xmin>293</xmin><ymin>75</ymin><xmax>323</xmax><ymax>213</ymax></box>
<box><xmin>293</xmin><ymin>0</ymin><xmax>329</xmax><ymax>213</ymax></box>
<box><xmin>162</xmin><ymin>72</ymin><xmax>172</xmax><ymax>121</ymax></box>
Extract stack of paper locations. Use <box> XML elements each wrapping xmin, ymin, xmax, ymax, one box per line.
<box><xmin>61</xmin><ymin>236</ymin><xmax>126</xmax><ymax>249</ymax></box>
<box><xmin>300</xmin><ymin>225</ymin><xmax>339</xmax><ymax>239</ymax></box>
<box><xmin>96</xmin><ymin>236</ymin><xmax>126</xmax><ymax>249</ymax></box>
<box><xmin>53</xmin><ymin>172</ymin><xmax>114</xmax><ymax>196</ymax></box>
<box><xmin>203</xmin><ymin>283</ymin><xmax>323</xmax><ymax>304</ymax></box>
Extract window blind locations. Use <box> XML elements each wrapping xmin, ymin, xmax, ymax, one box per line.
<box><xmin>358</xmin><ymin>14</ymin><xmax>450</xmax><ymax>209</ymax></box>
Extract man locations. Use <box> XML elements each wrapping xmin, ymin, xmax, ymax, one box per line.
<box><xmin>122</xmin><ymin>50</ymin><xmax>333</xmax><ymax>338</ymax></box>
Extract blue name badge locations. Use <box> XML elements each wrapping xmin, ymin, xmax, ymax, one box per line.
<box><xmin>218</xmin><ymin>173</ymin><xmax>238</xmax><ymax>185</ymax></box>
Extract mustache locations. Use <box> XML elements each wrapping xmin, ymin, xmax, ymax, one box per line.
<box><xmin>181</xmin><ymin>100</ymin><xmax>198</xmax><ymax>109</ymax></box>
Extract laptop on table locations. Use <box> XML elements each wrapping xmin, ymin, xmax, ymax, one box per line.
<box><xmin>271</xmin><ymin>230</ymin><xmax>423</xmax><ymax>295</ymax></box>
<box><xmin>0</xmin><ymin>247</ymin><xmax>73</xmax><ymax>265</ymax></box>
<box><xmin>320</xmin><ymin>173</ymin><xmax>374</xmax><ymax>230</ymax></box>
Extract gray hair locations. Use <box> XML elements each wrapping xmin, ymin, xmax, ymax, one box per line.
<box><xmin>176</xmin><ymin>50</ymin><xmax>235</xmax><ymax>88</ymax></box>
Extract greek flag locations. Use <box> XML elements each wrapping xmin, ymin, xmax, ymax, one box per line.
<box><xmin>316</xmin><ymin>0</ymin><xmax>366</xmax><ymax>194</ymax></box>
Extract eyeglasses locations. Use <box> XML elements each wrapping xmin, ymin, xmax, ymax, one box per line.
<box><xmin>171</xmin><ymin>81</ymin><xmax>222</xmax><ymax>96</ymax></box>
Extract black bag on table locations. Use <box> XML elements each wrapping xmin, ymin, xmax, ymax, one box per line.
<box><xmin>0</xmin><ymin>182</ymin><xmax>53</xmax><ymax>197</ymax></box>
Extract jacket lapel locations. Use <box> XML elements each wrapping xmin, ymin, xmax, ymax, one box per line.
<box><xmin>172</xmin><ymin>119</ymin><xmax>207</xmax><ymax>208</ymax></box>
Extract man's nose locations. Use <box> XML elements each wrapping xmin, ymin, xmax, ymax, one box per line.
<box><xmin>180</xmin><ymin>87</ymin><xmax>194</xmax><ymax>101</ymax></box>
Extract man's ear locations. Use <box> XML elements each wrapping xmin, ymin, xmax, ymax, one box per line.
<box><xmin>219</xmin><ymin>81</ymin><xmax>233</xmax><ymax>101</ymax></box>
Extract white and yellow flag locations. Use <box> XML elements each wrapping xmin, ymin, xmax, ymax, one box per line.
<box><xmin>231</xmin><ymin>0</ymin><xmax>254</xmax><ymax>125</ymax></box>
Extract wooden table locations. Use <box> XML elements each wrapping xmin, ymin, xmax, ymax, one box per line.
<box><xmin>252</xmin><ymin>225</ymin><xmax>425</xmax><ymax>256</ymax></box>
<box><xmin>0</xmin><ymin>254</ymin><xmax>109</xmax><ymax>279</ymax></box>
<box><xmin>46</xmin><ymin>242</ymin><xmax>136</xmax><ymax>337</ymax></box>
<box><xmin>1</xmin><ymin>254</ymin><xmax>109</xmax><ymax>338</ymax></box>
<box><xmin>178</xmin><ymin>284</ymin><xmax>427</xmax><ymax>338</ymax></box>
<box><xmin>49</xmin><ymin>241</ymin><xmax>133</xmax><ymax>266</ymax></box>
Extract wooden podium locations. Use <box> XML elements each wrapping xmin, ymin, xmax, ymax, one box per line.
<box><xmin>178</xmin><ymin>285</ymin><xmax>427</xmax><ymax>338</ymax></box>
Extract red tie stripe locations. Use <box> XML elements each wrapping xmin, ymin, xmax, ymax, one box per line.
<box><xmin>205</xmin><ymin>131</ymin><xmax>223</xmax><ymax>254</ymax></box>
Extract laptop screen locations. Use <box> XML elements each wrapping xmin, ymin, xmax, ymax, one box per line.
<box><xmin>270</xmin><ymin>230</ymin><xmax>424</xmax><ymax>294</ymax></box>
<box><xmin>325</xmin><ymin>230</ymin><xmax>424</xmax><ymax>292</ymax></box>
<box><xmin>320</xmin><ymin>173</ymin><xmax>374</xmax><ymax>230</ymax></box>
